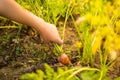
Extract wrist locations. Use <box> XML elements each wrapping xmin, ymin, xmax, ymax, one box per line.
<box><xmin>33</xmin><ymin>20</ymin><xmax>47</xmax><ymax>34</ymax></box>
<box><xmin>26</xmin><ymin>10</ymin><xmax>46</xmax><ymax>33</ymax></box>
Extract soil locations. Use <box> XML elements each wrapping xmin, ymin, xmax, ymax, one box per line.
<box><xmin>0</xmin><ymin>19</ymin><xmax>120</xmax><ymax>80</ymax></box>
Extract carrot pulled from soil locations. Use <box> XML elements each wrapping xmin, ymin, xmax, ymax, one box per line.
<box><xmin>53</xmin><ymin>44</ymin><xmax>71</xmax><ymax>65</ymax></box>
<box><xmin>58</xmin><ymin>54</ymin><xmax>71</xmax><ymax>65</ymax></box>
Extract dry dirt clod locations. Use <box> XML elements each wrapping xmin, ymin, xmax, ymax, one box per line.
<box><xmin>75</xmin><ymin>17</ymin><xmax>86</xmax><ymax>25</ymax></box>
<box><xmin>0</xmin><ymin>56</ymin><xmax>7</xmax><ymax>68</ymax></box>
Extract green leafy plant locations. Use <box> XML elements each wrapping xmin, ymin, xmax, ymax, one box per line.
<box><xmin>53</xmin><ymin>0</ymin><xmax>75</xmax><ymax>56</ymax></box>
<box><xmin>21</xmin><ymin>64</ymin><xmax>100</xmax><ymax>80</ymax></box>
<box><xmin>70</xmin><ymin>0</ymin><xmax>120</xmax><ymax>79</ymax></box>
<box><xmin>53</xmin><ymin>43</ymin><xmax>62</xmax><ymax>56</ymax></box>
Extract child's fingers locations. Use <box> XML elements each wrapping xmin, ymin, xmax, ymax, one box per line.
<box><xmin>53</xmin><ymin>38</ymin><xmax>63</xmax><ymax>45</ymax></box>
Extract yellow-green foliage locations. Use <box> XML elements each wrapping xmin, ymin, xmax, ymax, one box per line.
<box><xmin>21</xmin><ymin>64</ymin><xmax>101</xmax><ymax>80</ymax></box>
<box><xmin>92</xmin><ymin>26</ymin><xmax>119</xmax><ymax>54</ymax></box>
<box><xmin>78</xmin><ymin>0</ymin><xmax>120</xmax><ymax>56</ymax></box>
<box><xmin>16</xmin><ymin>0</ymin><xmax>68</xmax><ymax>24</ymax></box>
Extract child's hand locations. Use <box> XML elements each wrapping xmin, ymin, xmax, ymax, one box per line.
<box><xmin>39</xmin><ymin>22</ymin><xmax>63</xmax><ymax>45</ymax></box>
<box><xmin>25</xmin><ymin>11</ymin><xmax>63</xmax><ymax>45</ymax></box>
<box><xmin>0</xmin><ymin>0</ymin><xmax>63</xmax><ymax>45</ymax></box>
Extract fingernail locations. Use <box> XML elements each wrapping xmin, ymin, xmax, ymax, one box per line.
<box><xmin>59</xmin><ymin>39</ymin><xmax>63</xmax><ymax>45</ymax></box>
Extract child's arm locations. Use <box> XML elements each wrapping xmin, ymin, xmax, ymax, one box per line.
<box><xmin>0</xmin><ymin>0</ymin><xmax>63</xmax><ymax>44</ymax></box>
